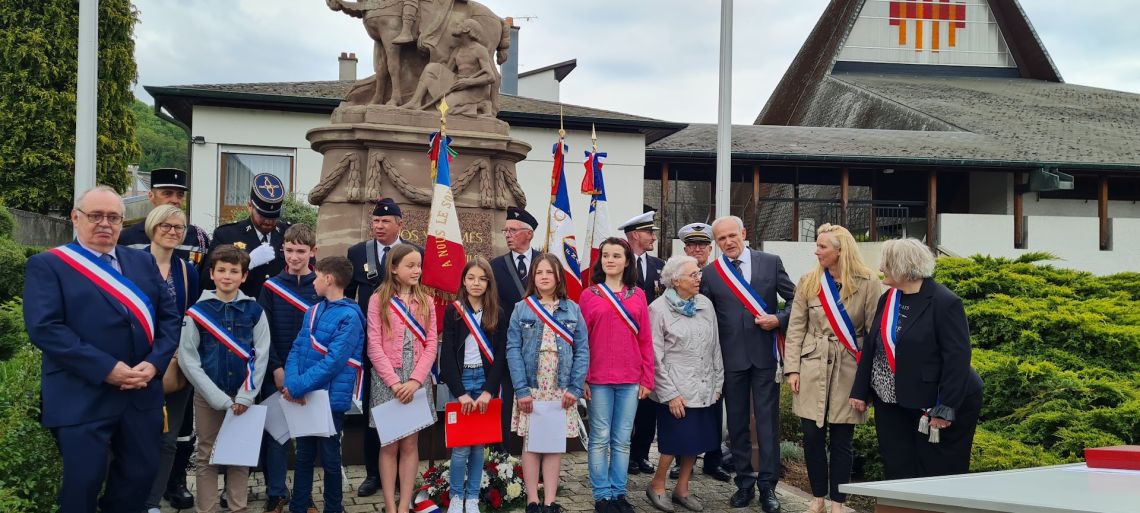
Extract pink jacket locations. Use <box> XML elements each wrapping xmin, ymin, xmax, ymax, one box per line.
<box><xmin>579</xmin><ymin>285</ymin><xmax>655</xmax><ymax>389</ymax></box>
<box><xmin>367</xmin><ymin>296</ymin><xmax>438</xmax><ymax>388</ymax></box>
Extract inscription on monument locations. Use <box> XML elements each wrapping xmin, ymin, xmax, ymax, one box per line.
<box><xmin>396</xmin><ymin>207</ymin><xmax>496</xmax><ymax>259</ymax></box>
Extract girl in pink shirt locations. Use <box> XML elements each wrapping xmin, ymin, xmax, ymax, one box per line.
<box><xmin>579</xmin><ymin>237</ymin><xmax>655</xmax><ymax>512</ymax></box>
<box><xmin>367</xmin><ymin>244</ymin><xmax>438</xmax><ymax>513</ymax></box>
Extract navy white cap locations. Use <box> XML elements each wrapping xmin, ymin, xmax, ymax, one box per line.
<box><xmin>678</xmin><ymin>222</ymin><xmax>712</xmax><ymax>244</ymax></box>
<box><xmin>372</xmin><ymin>197</ymin><xmax>402</xmax><ymax>218</ymax></box>
<box><xmin>618</xmin><ymin>211</ymin><xmax>658</xmax><ymax>232</ymax></box>
<box><xmin>149</xmin><ymin>168</ymin><xmax>188</xmax><ymax>190</ymax></box>
<box><xmin>506</xmin><ymin>206</ymin><xmax>538</xmax><ymax>229</ymax></box>
<box><xmin>249</xmin><ymin>173</ymin><xmax>285</xmax><ymax>218</ymax></box>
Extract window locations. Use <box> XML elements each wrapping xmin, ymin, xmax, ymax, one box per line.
<box><xmin>219</xmin><ymin>151</ymin><xmax>294</xmax><ymax>223</ymax></box>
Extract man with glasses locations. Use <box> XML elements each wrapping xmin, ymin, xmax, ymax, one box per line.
<box><xmin>206</xmin><ymin>173</ymin><xmax>290</xmax><ymax>298</ymax></box>
<box><xmin>24</xmin><ymin>186</ymin><xmax>181</xmax><ymax>513</ymax></box>
<box><xmin>120</xmin><ymin>168</ymin><xmax>211</xmax><ymax>270</ymax></box>
<box><xmin>490</xmin><ymin>206</ymin><xmax>540</xmax><ymax>453</ymax></box>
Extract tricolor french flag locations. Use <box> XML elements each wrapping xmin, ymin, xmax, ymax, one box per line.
<box><xmin>422</xmin><ymin>131</ymin><xmax>465</xmax><ymax>294</ymax></box>
<box><xmin>580</xmin><ymin>149</ymin><xmax>609</xmax><ymax>286</ymax></box>
<box><xmin>547</xmin><ymin>138</ymin><xmax>583</xmax><ymax>300</ymax></box>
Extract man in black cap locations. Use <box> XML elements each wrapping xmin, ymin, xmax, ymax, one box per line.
<box><xmin>345</xmin><ymin>197</ymin><xmax>422</xmax><ymax>496</ymax></box>
<box><xmin>205</xmin><ymin>173</ymin><xmax>291</xmax><ymax>298</ymax></box>
<box><xmin>489</xmin><ymin>206</ymin><xmax>541</xmax><ymax>453</ymax></box>
<box><xmin>120</xmin><ymin>167</ymin><xmax>212</xmax><ymax>269</ymax></box>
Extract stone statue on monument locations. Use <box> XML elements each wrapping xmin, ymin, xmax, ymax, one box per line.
<box><xmin>400</xmin><ymin>19</ymin><xmax>496</xmax><ymax>117</ymax></box>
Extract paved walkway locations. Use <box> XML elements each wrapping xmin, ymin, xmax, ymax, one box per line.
<box><xmin>163</xmin><ymin>450</ymin><xmax>834</xmax><ymax>513</ymax></box>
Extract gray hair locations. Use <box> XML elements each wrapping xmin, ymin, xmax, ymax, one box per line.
<box><xmin>880</xmin><ymin>238</ymin><xmax>935</xmax><ymax>282</ymax></box>
<box><xmin>74</xmin><ymin>185</ymin><xmax>124</xmax><ymax>211</ymax></box>
<box><xmin>144</xmin><ymin>204</ymin><xmax>187</xmax><ymax>240</ymax></box>
<box><xmin>659</xmin><ymin>255</ymin><xmax>699</xmax><ymax>288</ymax></box>
<box><xmin>711</xmin><ymin>215</ymin><xmax>744</xmax><ymax>233</ymax></box>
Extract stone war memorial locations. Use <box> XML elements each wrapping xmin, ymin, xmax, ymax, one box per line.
<box><xmin>309</xmin><ymin>0</ymin><xmax>531</xmax><ymax>260</ymax></box>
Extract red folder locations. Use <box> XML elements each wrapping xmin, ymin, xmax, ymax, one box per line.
<box><xmin>1085</xmin><ymin>445</ymin><xmax>1140</xmax><ymax>471</ymax></box>
<box><xmin>444</xmin><ymin>399</ymin><xmax>503</xmax><ymax>448</ymax></box>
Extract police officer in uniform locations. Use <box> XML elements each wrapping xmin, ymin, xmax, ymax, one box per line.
<box><xmin>120</xmin><ymin>167</ymin><xmax>211</xmax><ymax>269</ymax></box>
<box><xmin>204</xmin><ymin>173</ymin><xmax>290</xmax><ymax>298</ymax></box>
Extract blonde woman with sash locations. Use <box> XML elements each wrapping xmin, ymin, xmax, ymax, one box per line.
<box><xmin>784</xmin><ymin>224</ymin><xmax>881</xmax><ymax>513</ymax></box>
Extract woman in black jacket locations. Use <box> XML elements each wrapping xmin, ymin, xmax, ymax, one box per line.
<box><xmin>849</xmin><ymin>239</ymin><xmax>983</xmax><ymax>479</ymax></box>
<box><xmin>440</xmin><ymin>256</ymin><xmax>508</xmax><ymax>513</ymax></box>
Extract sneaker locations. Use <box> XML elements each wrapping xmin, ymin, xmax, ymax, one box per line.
<box><xmin>447</xmin><ymin>497</ymin><xmax>464</xmax><ymax>513</ymax></box>
<box><xmin>613</xmin><ymin>496</ymin><xmax>636</xmax><ymax>513</ymax></box>
<box><xmin>464</xmin><ymin>498</ymin><xmax>481</xmax><ymax>513</ymax></box>
<box><xmin>526</xmin><ymin>503</ymin><xmax>544</xmax><ymax>513</ymax></box>
<box><xmin>546</xmin><ymin>502</ymin><xmax>565</xmax><ymax>513</ymax></box>
<box><xmin>594</xmin><ymin>499</ymin><xmax>613</xmax><ymax>513</ymax></box>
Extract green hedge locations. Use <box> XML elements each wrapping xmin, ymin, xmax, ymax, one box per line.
<box><xmin>0</xmin><ymin>299</ymin><xmax>27</xmax><ymax>362</ymax></box>
<box><xmin>0</xmin><ymin>345</ymin><xmax>62</xmax><ymax>512</ymax></box>
<box><xmin>0</xmin><ymin>238</ymin><xmax>26</xmax><ymax>303</ymax></box>
<box><xmin>0</xmin><ymin>207</ymin><xmax>15</xmax><ymax>240</ymax></box>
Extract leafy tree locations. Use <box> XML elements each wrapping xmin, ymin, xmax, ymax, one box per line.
<box><xmin>0</xmin><ymin>0</ymin><xmax>141</xmax><ymax>213</ymax></box>
<box><xmin>131</xmin><ymin>99</ymin><xmax>188</xmax><ymax>172</ymax></box>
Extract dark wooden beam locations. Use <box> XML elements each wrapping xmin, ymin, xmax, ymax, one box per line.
<box><xmin>927</xmin><ymin>170</ymin><xmax>938</xmax><ymax>250</ymax></box>
<box><xmin>1099</xmin><ymin>174</ymin><xmax>1110</xmax><ymax>251</ymax></box>
<box><xmin>1013</xmin><ymin>171</ymin><xmax>1025</xmax><ymax>249</ymax></box>
<box><xmin>791</xmin><ymin>170</ymin><xmax>800</xmax><ymax>242</ymax></box>
<box><xmin>870</xmin><ymin>171</ymin><xmax>878</xmax><ymax>241</ymax></box>
<box><xmin>752</xmin><ymin>164</ymin><xmax>761</xmax><ymax>240</ymax></box>
<box><xmin>660</xmin><ymin>162</ymin><xmax>671</xmax><ymax>258</ymax></box>
<box><xmin>840</xmin><ymin>167</ymin><xmax>850</xmax><ymax>226</ymax></box>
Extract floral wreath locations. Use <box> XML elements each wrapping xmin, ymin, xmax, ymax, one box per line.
<box><xmin>420</xmin><ymin>450</ymin><xmax>525</xmax><ymax>511</ymax></box>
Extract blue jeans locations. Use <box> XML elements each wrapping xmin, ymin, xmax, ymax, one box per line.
<box><xmin>290</xmin><ymin>411</ymin><xmax>345</xmax><ymax>513</ymax></box>
<box><xmin>264</xmin><ymin>434</ymin><xmax>291</xmax><ymax>499</ymax></box>
<box><xmin>587</xmin><ymin>383</ymin><xmax>639</xmax><ymax>500</ymax></box>
<box><xmin>449</xmin><ymin>367</ymin><xmax>487</xmax><ymax>500</ymax></box>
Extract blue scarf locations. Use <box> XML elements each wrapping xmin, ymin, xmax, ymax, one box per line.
<box><xmin>664</xmin><ymin>288</ymin><xmax>697</xmax><ymax>317</ymax></box>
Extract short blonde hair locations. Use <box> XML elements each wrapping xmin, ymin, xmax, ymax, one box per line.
<box><xmin>659</xmin><ymin>255</ymin><xmax>698</xmax><ymax>288</ymax></box>
<box><xmin>880</xmin><ymin>238</ymin><xmax>935</xmax><ymax>282</ymax></box>
<box><xmin>144</xmin><ymin>204</ymin><xmax>186</xmax><ymax>240</ymax></box>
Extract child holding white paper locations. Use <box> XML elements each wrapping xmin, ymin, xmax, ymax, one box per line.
<box><xmin>281</xmin><ymin>256</ymin><xmax>365</xmax><ymax>513</ymax></box>
<box><xmin>506</xmin><ymin>254</ymin><xmax>590</xmax><ymax>513</ymax></box>
<box><xmin>368</xmin><ymin>244</ymin><xmax>438</xmax><ymax>513</ymax></box>
<box><xmin>179</xmin><ymin>245</ymin><xmax>270</xmax><ymax>513</ymax></box>
<box><xmin>440</xmin><ymin>257</ymin><xmax>508</xmax><ymax>513</ymax></box>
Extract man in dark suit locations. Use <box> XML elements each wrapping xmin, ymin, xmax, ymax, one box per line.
<box><xmin>619</xmin><ymin>211</ymin><xmax>664</xmax><ymax>474</ymax></box>
<box><xmin>345</xmin><ymin>197</ymin><xmax>418</xmax><ymax>496</ymax></box>
<box><xmin>205</xmin><ymin>173</ymin><xmax>290</xmax><ymax>298</ymax></box>
<box><xmin>24</xmin><ymin>186</ymin><xmax>181</xmax><ymax>513</ymax></box>
<box><xmin>700</xmin><ymin>215</ymin><xmax>795</xmax><ymax>512</ymax></box>
<box><xmin>489</xmin><ymin>206</ymin><xmax>540</xmax><ymax>453</ymax></box>
<box><xmin>119</xmin><ymin>167</ymin><xmax>211</xmax><ymax>270</ymax></box>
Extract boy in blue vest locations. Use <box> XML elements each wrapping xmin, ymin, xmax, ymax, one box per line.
<box><xmin>281</xmin><ymin>255</ymin><xmax>365</xmax><ymax>513</ymax></box>
<box><xmin>179</xmin><ymin>244</ymin><xmax>271</xmax><ymax>513</ymax></box>
<box><xmin>257</xmin><ymin>224</ymin><xmax>320</xmax><ymax>512</ymax></box>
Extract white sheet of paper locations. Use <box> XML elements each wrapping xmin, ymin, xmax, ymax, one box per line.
<box><xmin>262</xmin><ymin>391</ymin><xmax>291</xmax><ymax>444</ymax></box>
<box><xmin>279</xmin><ymin>389</ymin><xmax>335</xmax><ymax>438</ymax></box>
<box><xmin>526</xmin><ymin>401</ymin><xmax>567</xmax><ymax>454</ymax></box>
<box><xmin>371</xmin><ymin>387</ymin><xmax>434</xmax><ymax>446</ymax></box>
<box><xmin>210</xmin><ymin>405</ymin><xmax>267</xmax><ymax>467</ymax></box>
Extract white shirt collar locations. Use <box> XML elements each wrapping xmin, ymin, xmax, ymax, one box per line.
<box><xmin>77</xmin><ymin>240</ymin><xmax>117</xmax><ymax>261</ymax></box>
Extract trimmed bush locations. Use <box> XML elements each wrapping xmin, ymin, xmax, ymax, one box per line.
<box><xmin>778</xmin><ymin>386</ymin><xmax>802</xmax><ymax>444</ymax></box>
<box><xmin>0</xmin><ymin>346</ymin><xmax>62</xmax><ymax>512</ymax></box>
<box><xmin>0</xmin><ymin>207</ymin><xmax>14</xmax><ymax>240</ymax></box>
<box><xmin>0</xmin><ymin>238</ymin><xmax>27</xmax><ymax>303</ymax></box>
<box><xmin>0</xmin><ymin>299</ymin><xmax>27</xmax><ymax>362</ymax></box>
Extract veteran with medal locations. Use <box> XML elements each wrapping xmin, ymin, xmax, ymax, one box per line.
<box><xmin>204</xmin><ymin>173</ymin><xmax>290</xmax><ymax>298</ymax></box>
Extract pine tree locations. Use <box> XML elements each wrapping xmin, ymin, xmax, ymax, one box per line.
<box><xmin>0</xmin><ymin>0</ymin><xmax>141</xmax><ymax>213</ymax></box>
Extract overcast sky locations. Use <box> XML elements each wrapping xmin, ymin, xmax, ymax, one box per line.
<box><xmin>133</xmin><ymin>0</ymin><xmax>1140</xmax><ymax>124</ymax></box>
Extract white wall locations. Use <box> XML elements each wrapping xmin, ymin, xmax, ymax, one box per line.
<box><xmin>940</xmin><ymin>213</ymin><xmax>1140</xmax><ymax>274</ymax></box>
<box><xmin>509</xmin><ymin>126</ymin><xmax>646</xmax><ymax>259</ymax></box>
<box><xmin>188</xmin><ymin>106</ymin><xmax>329</xmax><ymax>230</ymax></box>
<box><xmin>517</xmin><ymin>70</ymin><xmax>560</xmax><ymax>103</ymax></box>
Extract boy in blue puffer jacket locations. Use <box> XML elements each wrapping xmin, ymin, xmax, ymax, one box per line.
<box><xmin>281</xmin><ymin>256</ymin><xmax>365</xmax><ymax>513</ymax></box>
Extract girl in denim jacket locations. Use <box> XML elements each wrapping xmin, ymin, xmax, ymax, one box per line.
<box><xmin>506</xmin><ymin>254</ymin><xmax>589</xmax><ymax>513</ymax></box>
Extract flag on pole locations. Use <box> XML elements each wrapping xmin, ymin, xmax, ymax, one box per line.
<box><xmin>580</xmin><ymin>144</ymin><xmax>609</xmax><ymax>286</ymax></box>
<box><xmin>545</xmin><ymin>136</ymin><xmax>583</xmax><ymax>300</ymax></box>
<box><xmin>421</xmin><ymin>101</ymin><xmax>465</xmax><ymax>294</ymax></box>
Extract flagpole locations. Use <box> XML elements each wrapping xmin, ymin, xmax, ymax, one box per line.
<box><xmin>715</xmin><ymin>0</ymin><xmax>733</xmax><ymax>219</ymax></box>
<box><xmin>545</xmin><ymin>106</ymin><xmax>565</xmax><ymax>253</ymax></box>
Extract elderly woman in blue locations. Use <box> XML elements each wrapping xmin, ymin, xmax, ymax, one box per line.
<box><xmin>507</xmin><ymin>253</ymin><xmax>590</xmax><ymax>513</ymax></box>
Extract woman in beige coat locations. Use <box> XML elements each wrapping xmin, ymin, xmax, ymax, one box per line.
<box><xmin>784</xmin><ymin>224</ymin><xmax>882</xmax><ymax>513</ymax></box>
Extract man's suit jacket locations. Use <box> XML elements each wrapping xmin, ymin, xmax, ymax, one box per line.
<box><xmin>700</xmin><ymin>249</ymin><xmax>796</xmax><ymax>372</ymax></box>
<box><xmin>490</xmin><ymin>249</ymin><xmax>541</xmax><ymax>322</ymax></box>
<box><xmin>345</xmin><ymin>238</ymin><xmax>423</xmax><ymax>315</ymax></box>
<box><xmin>24</xmin><ymin>245</ymin><xmax>181</xmax><ymax>427</ymax></box>
<box><xmin>636</xmin><ymin>253</ymin><xmax>666</xmax><ymax>305</ymax></box>
<box><xmin>850</xmin><ymin>278</ymin><xmax>983</xmax><ymax>417</ymax></box>
<box><xmin>206</xmin><ymin>218</ymin><xmax>291</xmax><ymax>298</ymax></box>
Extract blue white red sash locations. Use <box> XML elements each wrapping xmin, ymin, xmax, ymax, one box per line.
<box><xmin>264</xmin><ymin>277</ymin><xmax>311</xmax><ymax>313</ymax></box>
<box><xmin>307</xmin><ymin>302</ymin><xmax>364</xmax><ymax>404</ymax></box>
<box><xmin>879</xmin><ymin>288</ymin><xmax>901</xmax><ymax>373</ymax></box>
<box><xmin>713</xmin><ymin>255</ymin><xmax>780</xmax><ymax>361</ymax></box>
<box><xmin>187</xmin><ymin>304</ymin><xmax>257</xmax><ymax>391</ymax></box>
<box><xmin>818</xmin><ymin>270</ymin><xmax>861</xmax><ymax>361</ymax></box>
<box><xmin>389</xmin><ymin>296</ymin><xmax>436</xmax><ymax>383</ymax></box>
<box><xmin>524</xmin><ymin>296</ymin><xmax>574</xmax><ymax>345</ymax></box>
<box><xmin>453</xmin><ymin>300</ymin><xmax>494</xmax><ymax>363</ymax></box>
<box><xmin>49</xmin><ymin>243</ymin><xmax>156</xmax><ymax>345</ymax></box>
<box><xmin>596</xmin><ymin>283</ymin><xmax>639</xmax><ymax>336</ymax></box>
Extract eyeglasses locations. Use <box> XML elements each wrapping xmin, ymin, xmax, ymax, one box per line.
<box><xmin>502</xmin><ymin>228</ymin><xmax>531</xmax><ymax>235</ymax></box>
<box><xmin>76</xmin><ymin>209</ymin><xmax>124</xmax><ymax>225</ymax></box>
<box><xmin>158</xmin><ymin>223</ymin><xmax>187</xmax><ymax>234</ymax></box>
<box><xmin>688</xmin><ymin>270</ymin><xmax>703</xmax><ymax>280</ymax></box>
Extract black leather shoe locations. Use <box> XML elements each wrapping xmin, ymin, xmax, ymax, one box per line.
<box><xmin>729</xmin><ymin>487</ymin><xmax>754</xmax><ymax>508</ymax></box>
<box><xmin>720</xmin><ymin>459</ymin><xmax>735</xmax><ymax>473</ymax></box>
<box><xmin>526</xmin><ymin>503</ymin><xmax>544</xmax><ymax>513</ymax></box>
<box><xmin>669</xmin><ymin>465</ymin><xmax>680</xmax><ymax>479</ymax></box>
<box><xmin>219</xmin><ymin>495</ymin><xmax>228</xmax><ymax>510</ymax></box>
<box><xmin>627</xmin><ymin>461</ymin><xmax>641</xmax><ymax>475</ymax></box>
<box><xmin>758</xmin><ymin>487</ymin><xmax>781</xmax><ymax>513</ymax></box>
<box><xmin>702</xmin><ymin>467</ymin><xmax>731</xmax><ymax>482</ymax></box>
<box><xmin>164</xmin><ymin>482</ymin><xmax>194</xmax><ymax>510</ymax></box>
<box><xmin>635</xmin><ymin>458</ymin><xmax>655</xmax><ymax>473</ymax></box>
<box><xmin>357</xmin><ymin>475</ymin><xmax>380</xmax><ymax>497</ymax></box>
<box><xmin>264</xmin><ymin>496</ymin><xmax>288</xmax><ymax>513</ymax></box>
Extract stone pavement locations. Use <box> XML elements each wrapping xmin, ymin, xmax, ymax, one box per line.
<box><xmin>162</xmin><ymin>449</ymin><xmax>839</xmax><ymax>513</ymax></box>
